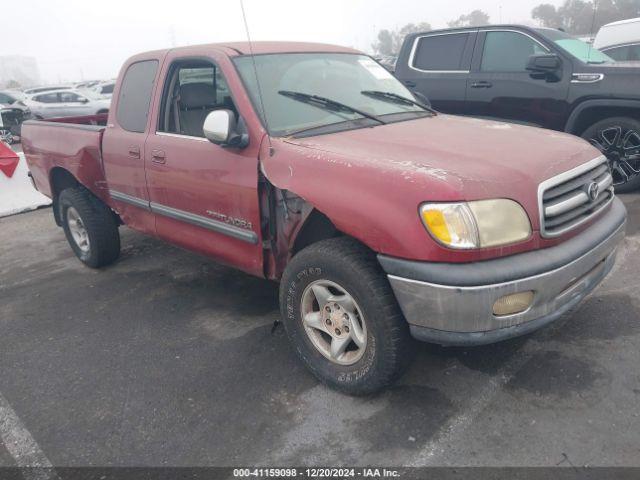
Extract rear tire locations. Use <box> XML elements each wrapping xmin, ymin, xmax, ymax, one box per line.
<box><xmin>582</xmin><ymin>116</ymin><xmax>640</xmax><ymax>193</ymax></box>
<box><xmin>279</xmin><ymin>237</ymin><xmax>413</xmax><ymax>395</ymax></box>
<box><xmin>59</xmin><ymin>187</ymin><xmax>120</xmax><ymax>268</ymax></box>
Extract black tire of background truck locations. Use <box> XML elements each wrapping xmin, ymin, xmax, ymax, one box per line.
<box><xmin>581</xmin><ymin>116</ymin><xmax>640</xmax><ymax>193</ymax></box>
<box><xmin>279</xmin><ymin>237</ymin><xmax>413</xmax><ymax>395</ymax></box>
<box><xmin>59</xmin><ymin>187</ymin><xmax>120</xmax><ymax>268</ymax></box>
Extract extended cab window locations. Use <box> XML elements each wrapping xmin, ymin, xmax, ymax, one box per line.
<box><xmin>481</xmin><ymin>31</ymin><xmax>548</xmax><ymax>72</ymax></box>
<box><xmin>116</xmin><ymin>60</ymin><xmax>159</xmax><ymax>133</ymax></box>
<box><xmin>413</xmin><ymin>33</ymin><xmax>470</xmax><ymax>71</ymax></box>
<box><xmin>158</xmin><ymin>61</ymin><xmax>237</xmax><ymax>138</ymax></box>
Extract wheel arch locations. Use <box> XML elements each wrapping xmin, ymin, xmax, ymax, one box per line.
<box><xmin>566</xmin><ymin>99</ymin><xmax>640</xmax><ymax>136</ymax></box>
<box><xmin>49</xmin><ymin>167</ymin><xmax>80</xmax><ymax>225</ymax></box>
<box><xmin>291</xmin><ymin>208</ymin><xmax>342</xmax><ymax>255</ymax></box>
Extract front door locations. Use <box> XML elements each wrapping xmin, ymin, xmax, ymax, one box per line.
<box><xmin>144</xmin><ymin>51</ymin><xmax>264</xmax><ymax>276</ymax></box>
<box><xmin>466</xmin><ymin>30</ymin><xmax>571</xmax><ymax>130</ymax></box>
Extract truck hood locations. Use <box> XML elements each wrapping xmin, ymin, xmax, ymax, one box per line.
<box><xmin>261</xmin><ymin>114</ymin><xmax>604</xmax><ymax>261</ymax></box>
<box><xmin>277</xmin><ymin>114</ymin><xmax>599</xmax><ymax>200</ymax></box>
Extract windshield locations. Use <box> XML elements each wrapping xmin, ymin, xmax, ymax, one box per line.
<box><xmin>233</xmin><ymin>53</ymin><xmax>425</xmax><ymax>136</ymax></box>
<box><xmin>537</xmin><ymin>29</ymin><xmax>614</xmax><ymax>64</ymax></box>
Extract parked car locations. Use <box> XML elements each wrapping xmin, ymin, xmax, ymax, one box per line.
<box><xmin>91</xmin><ymin>81</ymin><xmax>115</xmax><ymax>99</ymax></box>
<box><xmin>395</xmin><ymin>25</ymin><xmax>640</xmax><ymax>192</ymax></box>
<box><xmin>594</xmin><ymin>17</ymin><xmax>640</xmax><ymax>61</ymax></box>
<box><xmin>0</xmin><ymin>105</ymin><xmax>30</xmax><ymax>143</ymax></box>
<box><xmin>23</xmin><ymin>85</ymin><xmax>73</xmax><ymax>95</ymax></box>
<box><xmin>25</xmin><ymin>89</ymin><xmax>110</xmax><ymax>119</ymax></box>
<box><xmin>22</xmin><ymin>41</ymin><xmax>626</xmax><ymax>394</ymax></box>
<box><xmin>0</xmin><ymin>90</ymin><xmax>32</xmax><ymax>140</ymax></box>
<box><xmin>0</xmin><ymin>90</ymin><xmax>27</xmax><ymax>106</ymax></box>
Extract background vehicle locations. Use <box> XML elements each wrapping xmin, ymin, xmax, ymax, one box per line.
<box><xmin>0</xmin><ymin>105</ymin><xmax>30</xmax><ymax>142</ymax></box>
<box><xmin>0</xmin><ymin>90</ymin><xmax>32</xmax><ymax>140</ymax></box>
<box><xmin>395</xmin><ymin>25</ymin><xmax>640</xmax><ymax>192</ymax></box>
<box><xmin>90</xmin><ymin>81</ymin><xmax>115</xmax><ymax>99</ymax></box>
<box><xmin>0</xmin><ymin>90</ymin><xmax>27</xmax><ymax>106</ymax></box>
<box><xmin>23</xmin><ymin>85</ymin><xmax>73</xmax><ymax>95</ymax></box>
<box><xmin>25</xmin><ymin>89</ymin><xmax>110</xmax><ymax>119</ymax></box>
<box><xmin>22</xmin><ymin>42</ymin><xmax>625</xmax><ymax>394</ymax></box>
<box><xmin>594</xmin><ymin>17</ymin><xmax>640</xmax><ymax>61</ymax></box>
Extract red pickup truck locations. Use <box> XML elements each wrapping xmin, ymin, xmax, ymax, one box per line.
<box><xmin>22</xmin><ymin>42</ymin><xmax>626</xmax><ymax>394</ymax></box>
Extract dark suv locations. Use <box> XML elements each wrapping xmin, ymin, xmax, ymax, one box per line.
<box><xmin>395</xmin><ymin>25</ymin><xmax>640</xmax><ymax>192</ymax></box>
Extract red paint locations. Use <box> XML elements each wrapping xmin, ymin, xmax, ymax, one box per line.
<box><xmin>21</xmin><ymin>42</ymin><xmax>609</xmax><ymax>279</ymax></box>
<box><xmin>0</xmin><ymin>141</ymin><xmax>19</xmax><ymax>178</ymax></box>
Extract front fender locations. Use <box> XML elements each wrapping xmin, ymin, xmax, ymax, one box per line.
<box><xmin>565</xmin><ymin>98</ymin><xmax>640</xmax><ymax>134</ymax></box>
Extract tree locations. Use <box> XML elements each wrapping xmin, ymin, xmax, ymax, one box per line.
<box><xmin>447</xmin><ymin>10</ymin><xmax>491</xmax><ymax>28</ymax></box>
<box><xmin>371</xmin><ymin>22</ymin><xmax>432</xmax><ymax>56</ymax></box>
<box><xmin>532</xmin><ymin>3</ymin><xmax>563</xmax><ymax>28</ymax></box>
<box><xmin>5</xmin><ymin>80</ymin><xmax>22</xmax><ymax>89</ymax></box>
<box><xmin>531</xmin><ymin>0</ymin><xmax>640</xmax><ymax>34</ymax></box>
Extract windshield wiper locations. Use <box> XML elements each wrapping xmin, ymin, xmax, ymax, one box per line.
<box><xmin>278</xmin><ymin>90</ymin><xmax>386</xmax><ymax>125</ymax></box>
<box><xmin>361</xmin><ymin>90</ymin><xmax>437</xmax><ymax>114</ymax></box>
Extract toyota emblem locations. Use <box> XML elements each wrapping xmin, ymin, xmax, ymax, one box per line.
<box><xmin>587</xmin><ymin>182</ymin><xmax>599</xmax><ymax>201</ymax></box>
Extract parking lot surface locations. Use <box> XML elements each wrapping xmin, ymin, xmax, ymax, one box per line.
<box><xmin>0</xmin><ymin>195</ymin><xmax>639</xmax><ymax>467</ymax></box>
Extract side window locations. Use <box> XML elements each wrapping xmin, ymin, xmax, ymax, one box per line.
<box><xmin>481</xmin><ymin>31</ymin><xmax>548</xmax><ymax>72</ymax></box>
<box><xmin>59</xmin><ymin>92</ymin><xmax>83</xmax><ymax>103</ymax></box>
<box><xmin>158</xmin><ymin>61</ymin><xmax>238</xmax><ymax>138</ymax></box>
<box><xmin>116</xmin><ymin>60</ymin><xmax>159</xmax><ymax>133</ymax></box>
<box><xmin>604</xmin><ymin>45</ymin><xmax>640</xmax><ymax>61</ymax></box>
<box><xmin>0</xmin><ymin>94</ymin><xmax>11</xmax><ymax>104</ymax></box>
<box><xmin>413</xmin><ymin>33</ymin><xmax>471</xmax><ymax>71</ymax></box>
<box><xmin>34</xmin><ymin>93</ymin><xmax>58</xmax><ymax>103</ymax></box>
<box><xmin>101</xmin><ymin>84</ymin><xmax>114</xmax><ymax>94</ymax></box>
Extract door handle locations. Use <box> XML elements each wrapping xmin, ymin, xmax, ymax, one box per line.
<box><xmin>471</xmin><ymin>81</ymin><xmax>493</xmax><ymax>89</ymax></box>
<box><xmin>128</xmin><ymin>146</ymin><xmax>140</xmax><ymax>159</ymax></box>
<box><xmin>404</xmin><ymin>80</ymin><xmax>417</xmax><ymax>87</ymax></box>
<box><xmin>151</xmin><ymin>150</ymin><xmax>166</xmax><ymax>164</ymax></box>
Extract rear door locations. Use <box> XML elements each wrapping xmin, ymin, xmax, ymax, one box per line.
<box><xmin>396</xmin><ymin>30</ymin><xmax>477</xmax><ymax>114</ymax></box>
<box><xmin>143</xmin><ymin>49</ymin><xmax>264</xmax><ymax>276</ymax></box>
<box><xmin>102</xmin><ymin>57</ymin><xmax>161</xmax><ymax>235</ymax></box>
<box><xmin>465</xmin><ymin>29</ymin><xmax>571</xmax><ymax>130</ymax></box>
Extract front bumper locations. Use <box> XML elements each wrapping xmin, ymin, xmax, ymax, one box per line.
<box><xmin>378</xmin><ymin>198</ymin><xmax>627</xmax><ymax>346</ymax></box>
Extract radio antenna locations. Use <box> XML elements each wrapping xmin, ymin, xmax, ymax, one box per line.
<box><xmin>240</xmin><ymin>0</ymin><xmax>274</xmax><ymax>156</ymax></box>
<box><xmin>587</xmin><ymin>0</ymin><xmax>598</xmax><ymax>63</ymax></box>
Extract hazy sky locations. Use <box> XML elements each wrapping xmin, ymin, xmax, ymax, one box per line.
<box><xmin>3</xmin><ymin>0</ymin><xmax>561</xmax><ymax>83</ymax></box>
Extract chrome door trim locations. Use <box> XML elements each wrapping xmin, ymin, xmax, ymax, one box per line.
<box><xmin>109</xmin><ymin>190</ymin><xmax>151</xmax><ymax>210</ymax></box>
<box><xmin>155</xmin><ymin>131</ymin><xmax>209</xmax><ymax>142</ymax></box>
<box><xmin>108</xmin><ymin>189</ymin><xmax>258</xmax><ymax>244</ymax></box>
<box><xmin>149</xmin><ymin>202</ymin><xmax>258</xmax><ymax>244</ymax></box>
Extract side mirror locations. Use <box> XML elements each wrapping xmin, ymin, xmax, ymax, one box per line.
<box><xmin>203</xmin><ymin>109</ymin><xmax>249</xmax><ymax>148</ymax></box>
<box><xmin>79</xmin><ymin>97</ymin><xmax>89</xmax><ymax>104</ymax></box>
<box><xmin>526</xmin><ymin>54</ymin><xmax>561</xmax><ymax>79</ymax></box>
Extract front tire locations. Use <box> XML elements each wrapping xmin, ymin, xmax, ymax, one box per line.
<box><xmin>279</xmin><ymin>237</ymin><xmax>412</xmax><ymax>395</ymax></box>
<box><xmin>582</xmin><ymin>116</ymin><xmax>640</xmax><ymax>193</ymax></box>
<box><xmin>59</xmin><ymin>187</ymin><xmax>120</xmax><ymax>268</ymax></box>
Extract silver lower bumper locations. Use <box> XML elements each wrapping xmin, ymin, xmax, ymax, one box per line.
<box><xmin>385</xmin><ymin>210</ymin><xmax>625</xmax><ymax>346</ymax></box>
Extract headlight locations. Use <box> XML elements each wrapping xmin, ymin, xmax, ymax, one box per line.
<box><xmin>420</xmin><ymin>199</ymin><xmax>531</xmax><ymax>249</ymax></box>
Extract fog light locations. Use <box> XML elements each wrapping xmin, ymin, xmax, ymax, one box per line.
<box><xmin>492</xmin><ymin>291</ymin><xmax>534</xmax><ymax>316</ymax></box>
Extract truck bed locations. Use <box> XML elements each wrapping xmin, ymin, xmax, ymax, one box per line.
<box><xmin>21</xmin><ymin>114</ymin><xmax>109</xmax><ymax>201</ymax></box>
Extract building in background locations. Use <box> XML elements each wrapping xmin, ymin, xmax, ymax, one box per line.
<box><xmin>0</xmin><ymin>56</ymin><xmax>40</xmax><ymax>89</ymax></box>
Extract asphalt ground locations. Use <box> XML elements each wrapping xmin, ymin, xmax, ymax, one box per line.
<box><xmin>0</xmin><ymin>194</ymin><xmax>639</xmax><ymax>468</ymax></box>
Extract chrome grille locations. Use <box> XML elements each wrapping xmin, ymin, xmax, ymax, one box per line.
<box><xmin>539</xmin><ymin>156</ymin><xmax>614</xmax><ymax>237</ymax></box>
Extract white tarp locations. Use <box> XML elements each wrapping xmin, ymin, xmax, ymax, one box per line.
<box><xmin>0</xmin><ymin>152</ymin><xmax>52</xmax><ymax>217</ymax></box>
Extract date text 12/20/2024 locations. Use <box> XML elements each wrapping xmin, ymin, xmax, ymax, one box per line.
<box><xmin>233</xmin><ymin>468</ymin><xmax>401</xmax><ymax>477</ymax></box>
